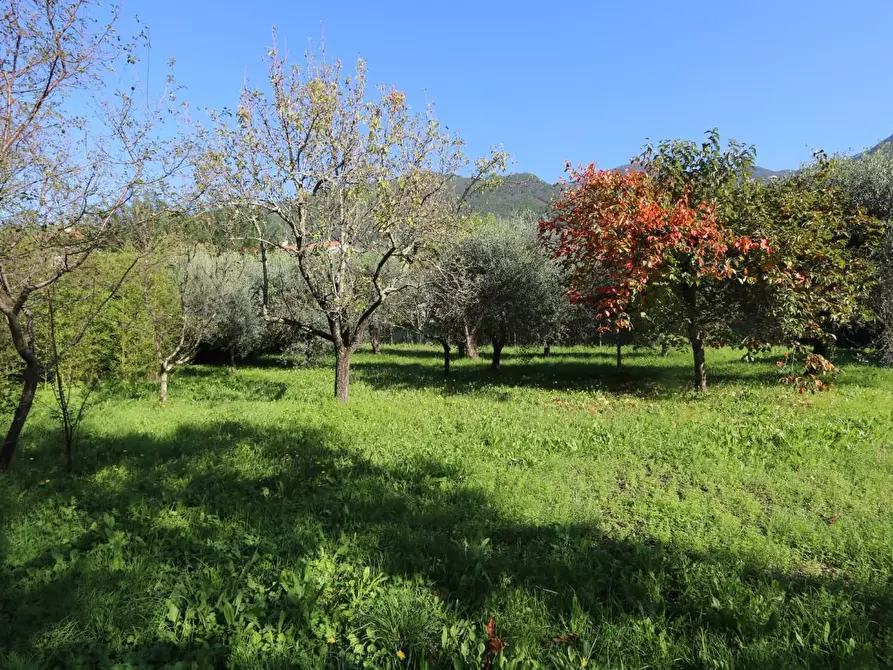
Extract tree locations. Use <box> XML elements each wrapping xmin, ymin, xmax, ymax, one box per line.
<box><xmin>829</xmin><ymin>148</ymin><xmax>893</xmax><ymax>222</ymax></box>
<box><xmin>826</xmin><ymin>149</ymin><xmax>893</xmax><ymax>355</ymax></box>
<box><xmin>197</xmin><ymin>38</ymin><xmax>505</xmax><ymax>401</ymax></box>
<box><xmin>3</xmin><ymin>250</ymin><xmax>146</xmax><ymax>470</ymax></box>
<box><xmin>198</xmin><ymin>252</ymin><xmax>268</xmax><ymax>368</ymax></box>
<box><xmin>542</xmin><ymin>164</ymin><xmax>771</xmax><ymax>391</ymax></box>
<box><xmin>461</xmin><ymin>219</ymin><xmax>565</xmax><ymax>370</ymax></box>
<box><xmin>396</xmin><ymin>246</ymin><xmax>473</xmax><ymax>376</ymax></box>
<box><xmin>542</xmin><ymin>131</ymin><xmax>774</xmax><ymax>391</ymax></box>
<box><xmin>45</xmin><ymin>287</ymin><xmax>100</xmax><ymax>472</ymax></box>
<box><xmin>874</xmin><ymin>229</ymin><xmax>893</xmax><ymax>358</ymax></box>
<box><xmin>138</xmin><ymin>232</ymin><xmax>232</xmax><ymax>403</ymax></box>
<box><xmin>0</xmin><ymin>1</ymin><xmax>186</xmax><ymax>468</ymax></box>
<box><xmin>731</xmin><ymin>154</ymin><xmax>882</xmax><ymax>353</ymax></box>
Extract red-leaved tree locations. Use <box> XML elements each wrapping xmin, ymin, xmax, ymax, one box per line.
<box><xmin>540</xmin><ymin>164</ymin><xmax>771</xmax><ymax>391</ymax></box>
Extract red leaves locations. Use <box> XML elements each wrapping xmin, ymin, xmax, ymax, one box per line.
<box><xmin>482</xmin><ymin>616</ymin><xmax>505</xmax><ymax>670</ymax></box>
<box><xmin>778</xmin><ymin>347</ymin><xmax>838</xmax><ymax>394</ymax></box>
<box><xmin>540</xmin><ymin>163</ymin><xmax>771</xmax><ymax>330</ymax></box>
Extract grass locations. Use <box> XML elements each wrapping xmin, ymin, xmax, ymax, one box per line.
<box><xmin>2</xmin><ymin>345</ymin><xmax>893</xmax><ymax>668</ymax></box>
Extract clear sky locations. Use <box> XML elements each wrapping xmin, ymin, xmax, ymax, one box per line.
<box><xmin>124</xmin><ymin>0</ymin><xmax>892</xmax><ymax>181</ymax></box>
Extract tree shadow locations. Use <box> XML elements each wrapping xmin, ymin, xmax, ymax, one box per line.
<box><xmin>366</xmin><ymin>346</ymin><xmax>661</xmax><ymax>362</ymax></box>
<box><xmin>365</xmin><ymin>346</ymin><xmax>447</xmax><ymax>359</ymax></box>
<box><xmin>105</xmin><ymin>375</ymin><xmax>290</xmax><ymax>403</ymax></box>
<box><xmin>2</xmin><ymin>418</ymin><xmax>890</xmax><ymax>666</ymax></box>
<box><xmin>353</xmin><ymin>357</ymin><xmax>780</xmax><ymax>398</ymax></box>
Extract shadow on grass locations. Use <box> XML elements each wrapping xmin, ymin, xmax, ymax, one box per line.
<box><xmin>108</xmin><ymin>374</ymin><xmax>290</xmax><ymax>403</ymax></box>
<box><xmin>364</xmin><ymin>346</ymin><xmax>658</xmax><ymax>362</ymax></box>
<box><xmin>2</xmin><ymin>419</ymin><xmax>890</xmax><ymax>667</ymax></box>
<box><xmin>353</xmin><ymin>357</ymin><xmax>781</xmax><ymax>398</ymax></box>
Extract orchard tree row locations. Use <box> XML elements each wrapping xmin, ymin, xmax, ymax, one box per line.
<box><xmin>3</xmin><ymin>0</ymin><xmax>893</xmax><ymax>470</ymax></box>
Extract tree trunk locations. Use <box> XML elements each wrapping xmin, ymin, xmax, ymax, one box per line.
<box><xmin>688</xmin><ymin>325</ymin><xmax>707</xmax><ymax>392</ymax></box>
<box><xmin>63</xmin><ymin>393</ymin><xmax>74</xmax><ymax>472</ymax></box>
<box><xmin>440</xmin><ymin>339</ymin><xmax>451</xmax><ymax>377</ymax></box>
<box><xmin>543</xmin><ymin>342</ymin><xmax>551</xmax><ymax>357</ymax></box>
<box><xmin>159</xmin><ymin>365</ymin><xmax>170</xmax><ymax>404</ymax></box>
<box><xmin>370</xmin><ymin>326</ymin><xmax>381</xmax><ymax>355</ymax></box>
<box><xmin>682</xmin><ymin>284</ymin><xmax>707</xmax><ymax>392</ymax></box>
<box><xmin>464</xmin><ymin>322</ymin><xmax>479</xmax><ymax>360</ymax></box>
<box><xmin>334</xmin><ymin>346</ymin><xmax>351</xmax><ymax>402</ymax></box>
<box><xmin>0</xmin><ymin>363</ymin><xmax>39</xmax><ymax>470</ymax></box>
<box><xmin>491</xmin><ymin>338</ymin><xmax>504</xmax><ymax>370</ymax></box>
<box><xmin>52</xmin><ymin>366</ymin><xmax>75</xmax><ymax>473</ymax></box>
<box><xmin>616</xmin><ymin>339</ymin><xmax>623</xmax><ymax>370</ymax></box>
<box><xmin>229</xmin><ymin>348</ymin><xmax>236</xmax><ymax>372</ymax></box>
<box><xmin>457</xmin><ymin>339</ymin><xmax>468</xmax><ymax>358</ymax></box>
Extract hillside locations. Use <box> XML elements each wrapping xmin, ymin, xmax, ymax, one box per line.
<box><xmin>752</xmin><ymin>165</ymin><xmax>790</xmax><ymax>180</ymax></box>
<box><xmin>460</xmin><ymin>164</ymin><xmax>785</xmax><ymax>217</ymax></box>
<box><xmin>455</xmin><ymin>172</ymin><xmax>559</xmax><ymax>218</ymax></box>
<box><xmin>459</xmin><ymin>133</ymin><xmax>891</xmax><ymax>217</ymax></box>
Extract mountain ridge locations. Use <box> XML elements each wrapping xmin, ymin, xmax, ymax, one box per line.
<box><xmin>460</xmin><ymin>134</ymin><xmax>891</xmax><ymax>217</ymax></box>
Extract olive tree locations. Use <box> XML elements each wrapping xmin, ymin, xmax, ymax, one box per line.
<box><xmin>198</xmin><ymin>252</ymin><xmax>268</xmax><ymax>367</ymax></box>
<box><xmin>829</xmin><ymin>148</ymin><xmax>893</xmax><ymax>222</ymax></box>
<box><xmin>392</xmin><ymin>245</ymin><xmax>475</xmax><ymax>375</ymax></box>
<box><xmin>197</xmin><ymin>37</ymin><xmax>505</xmax><ymax>401</ymax></box>
<box><xmin>461</xmin><ymin>219</ymin><xmax>565</xmax><ymax>369</ymax></box>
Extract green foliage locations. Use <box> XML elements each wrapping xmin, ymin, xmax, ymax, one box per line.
<box><xmin>453</xmin><ymin>173</ymin><xmax>559</xmax><ymax>218</ymax></box>
<box><xmin>830</xmin><ymin>147</ymin><xmax>893</xmax><ymax>221</ymax></box>
<box><xmin>196</xmin><ymin>253</ymin><xmax>267</xmax><ymax>363</ymax></box>
<box><xmin>0</xmin><ymin>251</ymin><xmax>156</xmax><ymax>385</ymax></box>
<box><xmin>872</xmin><ymin>228</ymin><xmax>893</xmax><ymax>357</ymax></box>
<box><xmin>826</xmin><ymin>148</ymin><xmax>893</xmax><ymax>355</ymax></box>
<box><xmin>0</xmin><ymin>351</ymin><xmax>21</xmax><ymax>414</ymax></box>
<box><xmin>3</xmin><ymin>346</ymin><xmax>893</xmax><ymax>667</ymax></box>
<box><xmin>461</xmin><ymin>217</ymin><xmax>567</xmax><ymax>347</ymax></box>
<box><xmin>636</xmin><ymin>127</ymin><xmax>757</xmax><ymax>219</ymax></box>
<box><xmin>732</xmin><ymin>154</ymin><xmax>883</xmax><ymax>346</ymax></box>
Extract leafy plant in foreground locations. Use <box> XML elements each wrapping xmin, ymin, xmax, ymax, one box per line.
<box><xmin>777</xmin><ymin>345</ymin><xmax>839</xmax><ymax>394</ymax></box>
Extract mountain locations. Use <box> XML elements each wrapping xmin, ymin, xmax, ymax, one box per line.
<box><xmin>460</xmin><ymin>165</ymin><xmax>785</xmax><ymax>217</ymax></box>
<box><xmin>455</xmin><ymin>172</ymin><xmax>559</xmax><ymax>218</ymax></box>
<box><xmin>458</xmin><ymin>133</ymin><xmax>892</xmax><ymax>218</ymax></box>
<box><xmin>752</xmin><ymin>166</ymin><xmax>790</xmax><ymax>181</ymax></box>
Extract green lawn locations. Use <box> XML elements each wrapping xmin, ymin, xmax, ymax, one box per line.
<box><xmin>2</xmin><ymin>346</ymin><xmax>893</xmax><ymax>668</ymax></box>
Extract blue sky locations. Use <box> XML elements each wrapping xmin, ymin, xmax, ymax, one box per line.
<box><xmin>124</xmin><ymin>0</ymin><xmax>892</xmax><ymax>181</ymax></box>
